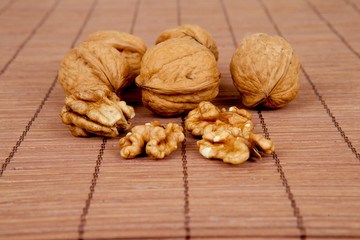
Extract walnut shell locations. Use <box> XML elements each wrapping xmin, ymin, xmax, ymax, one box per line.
<box><xmin>83</xmin><ymin>31</ymin><xmax>147</xmax><ymax>82</ymax></box>
<box><xmin>230</xmin><ymin>33</ymin><xmax>300</xmax><ymax>109</ymax></box>
<box><xmin>58</xmin><ymin>41</ymin><xmax>135</xmax><ymax>137</ymax></box>
<box><xmin>135</xmin><ymin>37</ymin><xmax>220</xmax><ymax>117</ymax></box>
<box><xmin>156</xmin><ymin>24</ymin><xmax>219</xmax><ymax>60</ymax></box>
<box><xmin>58</xmin><ymin>41</ymin><xmax>130</xmax><ymax>96</ymax></box>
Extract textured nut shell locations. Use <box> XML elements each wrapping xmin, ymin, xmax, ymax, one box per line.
<box><xmin>136</xmin><ymin>38</ymin><xmax>220</xmax><ymax>116</ymax></box>
<box><xmin>156</xmin><ymin>24</ymin><xmax>219</xmax><ymax>60</ymax></box>
<box><xmin>84</xmin><ymin>31</ymin><xmax>147</xmax><ymax>81</ymax></box>
<box><xmin>58</xmin><ymin>41</ymin><xmax>130</xmax><ymax>96</ymax></box>
<box><xmin>230</xmin><ymin>33</ymin><xmax>300</xmax><ymax>108</ymax></box>
<box><xmin>58</xmin><ymin>41</ymin><xmax>135</xmax><ymax>137</ymax></box>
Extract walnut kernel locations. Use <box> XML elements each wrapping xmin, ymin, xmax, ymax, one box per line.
<box><xmin>186</xmin><ymin>101</ymin><xmax>274</xmax><ymax>164</ymax></box>
<box><xmin>119</xmin><ymin>121</ymin><xmax>185</xmax><ymax>159</ymax></box>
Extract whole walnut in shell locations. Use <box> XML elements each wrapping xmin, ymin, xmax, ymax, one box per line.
<box><xmin>230</xmin><ymin>33</ymin><xmax>300</xmax><ymax>109</ymax></box>
<box><xmin>136</xmin><ymin>25</ymin><xmax>220</xmax><ymax>117</ymax></box>
<box><xmin>84</xmin><ymin>31</ymin><xmax>146</xmax><ymax>84</ymax></box>
<box><xmin>58</xmin><ymin>31</ymin><xmax>146</xmax><ymax>137</ymax></box>
<box><xmin>156</xmin><ymin>24</ymin><xmax>219</xmax><ymax>60</ymax></box>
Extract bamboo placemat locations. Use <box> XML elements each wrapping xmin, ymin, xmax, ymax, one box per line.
<box><xmin>1</xmin><ymin>0</ymin><xmax>360</xmax><ymax>239</ymax></box>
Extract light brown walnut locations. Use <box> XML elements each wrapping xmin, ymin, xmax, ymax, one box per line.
<box><xmin>119</xmin><ymin>121</ymin><xmax>185</xmax><ymax>159</ymax></box>
<box><xmin>186</xmin><ymin>101</ymin><xmax>274</xmax><ymax>164</ymax></box>
<box><xmin>84</xmin><ymin>31</ymin><xmax>146</xmax><ymax>84</ymax></box>
<box><xmin>58</xmin><ymin>40</ymin><xmax>136</xmax><ymax>137</ymax></box>
<box><xmin>136</xmin><ymin>26</ymin><xmax>220</xmax><ymax>117</ymax></box>
<box><xmin>156</xmin><ymin>24</ymin><xmax>219</xmax><ymax>60</ymax></box>
<box><xmin>230</xmin><ymin>33</ymin><xmax>300</xmax><ymax>109</ymax></box>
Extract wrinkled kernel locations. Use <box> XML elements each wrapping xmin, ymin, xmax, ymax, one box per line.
<box><xmin>186</xmin><ymin>101</ymin><xmax>274</xmax><ymax>164</ymax></box>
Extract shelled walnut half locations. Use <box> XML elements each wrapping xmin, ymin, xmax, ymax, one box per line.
<box><xmin>58</xmin><ymin>31</ymin><xmax>146</xmax><ymax>137</ymax></box>
<box><xmin>185</xmin><ymin>101</ymin><xmax>274</xmax><ymax>164</ymax></box>
<box><xmin>119</xmin><ymin>121</ymin><xmax>185</xmax><ymax>159</ymax></box>
<box><xmin>136</xmin><ymin>25</ymin><xmax>220</xmax><ymax>117</ymax></box>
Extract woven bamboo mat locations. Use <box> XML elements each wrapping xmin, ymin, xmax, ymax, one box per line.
<box><xmin>1</xmin><ymin>0</ymin><xmax>360</xmax><ymax>239</ymax></box>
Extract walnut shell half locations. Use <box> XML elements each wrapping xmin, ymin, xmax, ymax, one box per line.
<box><xmin>230</xmin><ymin>33</ymin><xmax>300</xmax><ymax>109</ymax></box>
<box><xmin>136</xmin><ymin>37</ymin><xmax>220</xmax><ymax>117</ymax></box>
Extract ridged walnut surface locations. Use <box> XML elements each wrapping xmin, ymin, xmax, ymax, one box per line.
<box><xmin>136</xmin><ymin>26</ymin><xmax>220</xmax><ymax>117</ymax></box>
<box><xmin>230</xmin><ymin>33</ymin><xmax>300</xmax><ymax>109</ymax></box>
<box><xmin>58</xmin><ymin>30</ymin><xmax>146</xmax><ymax>137</ymax></box>
<box><xmin>156</xmin><ymin>24</ymin><xmax>219</xmax><ymax>60</ymax></box>
<box><xmin>84</xmin><ymin>31</ymin><xmax>146</xmax><ymax>84</ymax></box>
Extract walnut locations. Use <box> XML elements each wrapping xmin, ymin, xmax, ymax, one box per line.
<box><xmin>58</xmin><ymin>34</ymin><xmax>141</xmax><ymax>137</ymax></box>
<box><xmin>185</xmin><ymin>101</ymin><xmax>252</xmax><ymax>136</ymax></box>
<box><xmin>155</xmin><ymin>24</ymin><xmax>219</xmax><ymax>60</ymax></box>
<box><xmin>230</xmin><ymin>33</ymin><xmax>300</xmax><ymax>109</ymax></box>
<box><xmin>135</xmin><ymin>25</ymin><xmax>220</xmax><ymax>117</ymax></box>
<box><xmin>84</xmin><ymin>31</ymin><xmax>146</xmax><ymax>84</ymax></box>
<box><xmin>118</xmin><ymin>121</ymin><xmax>185</xmax><ymax>159</ymax></box>
<box><xmin>185</xmin><ymin>101</ymin><xmax>274</xmax><ymax>164</ymax></box>
<box><xmin>60</xmin><ymin>90</ymin><xmax>135</xmax><ymax>137</ymax></box>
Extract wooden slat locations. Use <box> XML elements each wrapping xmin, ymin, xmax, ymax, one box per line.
<box><xmin>0</xmin><ymin>0</ymin><xmax>360</xmax><ymax>239</ymax></box>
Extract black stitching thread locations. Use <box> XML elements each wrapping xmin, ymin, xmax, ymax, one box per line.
<box><xmin>257</xmin><ymin>0</ymin><xmax>307</xmax><ymax>238</ymax></box>
<box><xmin>78</xmin><ymin>137</ymin><xmax>107</xmax><ymax>240</ymax></box>
<box><xmin>301</xmin><ymin>67</ymin><xmax>360</xmax><ymax>161</ymax></box>
<box><xmin>306</xmin><ymin>0</ymin><xmax>360</xmax><ymax>59</ymax></box>
<box><xmin>176</xmin><ymin>0</ymin><xmax>181</xmax><ymax>26</ymax></box>
<box><xmin>178</xmin><ymin>1</ymin><xmax>191</xmax><ymax>238</ymax></box>
<box><xmin>0</xmin><ymin>0</ymin><xmax>60</xmax><ymax>76</ymax></box>
<box><xmin>0</xmin><ymin>0</ymin><xmax>60</xmax><ymax>177</ymax></box>
<box><xmin>0</xmin><ymin>0</ymin><xmax>99</xmax><ymax>177</ymax></box>
<box><xmin>129</xmin><ymin>0</ymin><xmax>140</xmax><ymax>35</ymax></box>
<box><xmin>181</xmin><ymin>116</ymin><xmax>191</xmax><ymax>240</ymax></box>
<box><xmin>345</xmin><ymin>0</ymin><xmax>360</xmax><ymax>14</ymax></box>
<box><xmin>221</xmin><ymin>0</ymin><xmax>306</xmax><ymax>238</ymax></box>
<box><xmin>258</xmin><ymin>111</ymin><xmax>306</xmax><ymax>239</ymax></box>
<box><xmin>304</xmin><ymin>0</ymin><xmax>360</xmax><ymax>161</ymax></box>
<box><xmin>70</xmin><ymin>0</ymin><xmax>99</xmax><ymax>49</ymax></box>
<box><xmin>0</xmin><ymin>75</ymin><xmax>58</xmax><ymax>177</ymax></box>
<box><xmin>0</xmin><ymin>0</ymin><xmax>15</xmax><ymax>15</ymax></box>
<box><xmin>77</xmin><ymin>0</ymin><xmax>141</xmax><ymax>238</ymax></box>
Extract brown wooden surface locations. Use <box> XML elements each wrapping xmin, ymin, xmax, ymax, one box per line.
<box><xmin>0</xmin><ymin>0</ymin><xmax>360</xmax><ymax>239</ymax></box>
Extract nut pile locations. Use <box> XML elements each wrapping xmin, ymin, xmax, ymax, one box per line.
<box><xmin>56</xmin><ymin>26</ymin><xmax>302</xmax><ymax>164</ymax></box>
<box><xmin>186</xmin><ymin>101</ymin><xmax>274</xmax><ymax>164</ymax></box>
<box><xmin>58</xmin><ymin>31</ymin><xmax>146</xmax><ymax>137</ymax></box>
<box><xmin>119</xmin><ymin>121</ymin><xmax>184</xmax><ymax>159</ymax></box>
<box><xmin>135</xmin><ymin>25</ymin><xmax>221</xmax><ymax>117</ymax></box>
